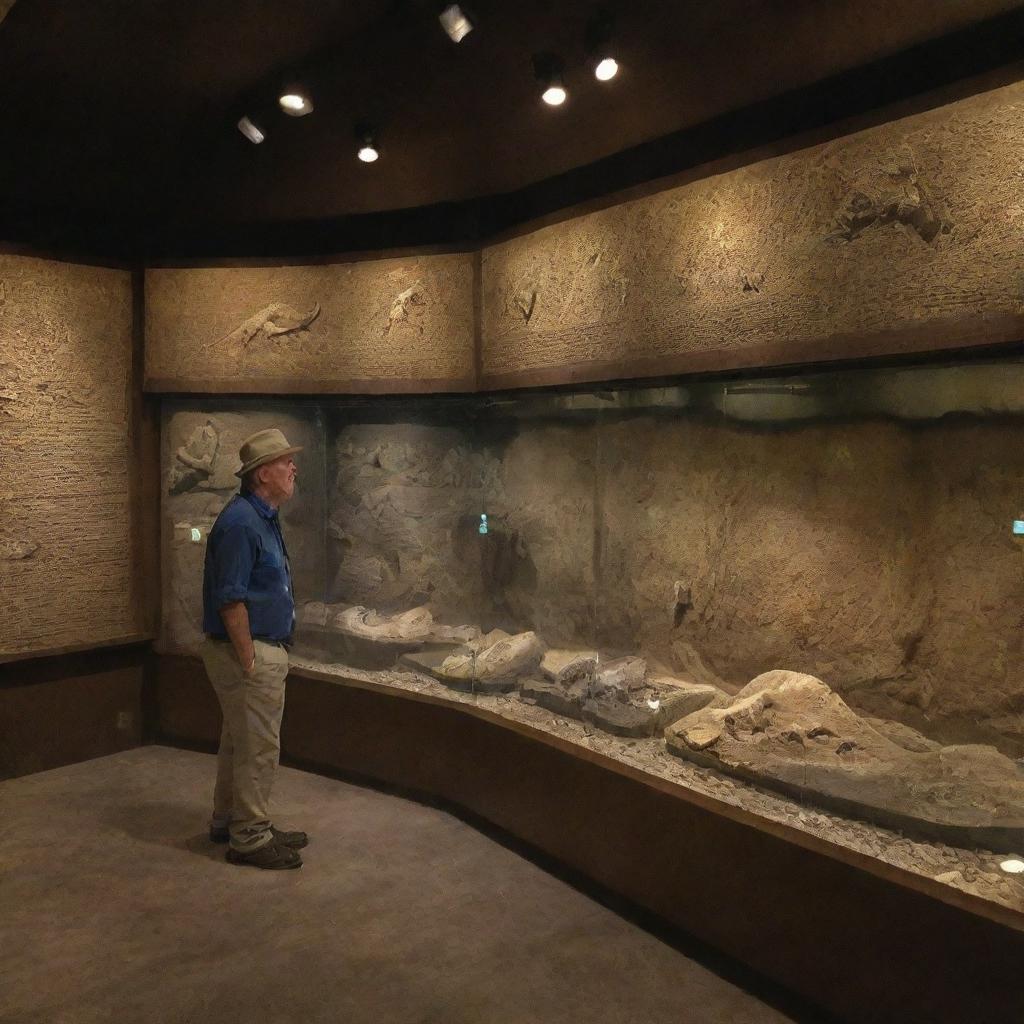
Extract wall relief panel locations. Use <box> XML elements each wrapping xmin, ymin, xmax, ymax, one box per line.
<box><xmin>145</xmin><ymin>254</ymin><xmax>476</xmax><ymax>393</ymax></box>
<box><xmin>0</xmin><ymin>254</ymin><xmax>139</xmax><ymax>657</ymax></box>
<box><xmin>481</xmin><ymin>81</ymin><xmax>1024</xmax><ymax>388</ymax></box>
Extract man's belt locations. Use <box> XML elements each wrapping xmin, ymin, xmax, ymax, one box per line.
<box><xmin>208</xmin><ymin>634</ymin><xmax>292</xmax><ymax>648</ymax></box>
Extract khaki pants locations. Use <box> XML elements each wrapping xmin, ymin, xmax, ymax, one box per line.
<box><xmin>200</xmin><ymin>638</ymin><xmax>289</xmax><ymax>852</ymax></box>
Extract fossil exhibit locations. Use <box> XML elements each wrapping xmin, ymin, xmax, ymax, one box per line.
<box><xmin>161</xmin><ymin>357</ymin><xmax>1024</xmax><ymax>910</ymax></box>
<box><xmin>664</xmin><ymin>670</ymin><xmax>1024</xmax><ymax>851</ymax></box>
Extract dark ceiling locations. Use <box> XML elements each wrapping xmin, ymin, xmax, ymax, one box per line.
<box><xmin>2</xmin><ymin>0</ymin><xmax>1024</xmax><ymax>258</ymax></box>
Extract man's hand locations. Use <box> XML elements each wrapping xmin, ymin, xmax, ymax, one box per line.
<box><xmin>220</xmin><ymin>601</ymin><xmax>256</xmax><ymax>678</ymax></box>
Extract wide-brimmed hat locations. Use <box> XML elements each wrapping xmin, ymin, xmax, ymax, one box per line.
<box><xmin>235</xmin><ymin>428</ymin><xmax>304</xmax><ymax>478</ymax></box>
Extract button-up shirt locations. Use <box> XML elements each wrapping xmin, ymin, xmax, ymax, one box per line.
<box><xmin>202</xmin><ymin>490</ymin><xmax>295</xmax><ymax>641</ymax></box>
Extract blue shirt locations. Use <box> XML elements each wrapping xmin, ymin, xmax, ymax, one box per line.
<box><xmin>202</xmin><ymin>491</ymin><xmax>295</xmax><ymax>641</ymax></box>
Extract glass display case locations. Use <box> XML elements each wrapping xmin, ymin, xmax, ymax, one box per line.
<box><xmin>160</xmin><ymin>355</ymin><xmax>1024</xmax><ymax>914</ymax></box>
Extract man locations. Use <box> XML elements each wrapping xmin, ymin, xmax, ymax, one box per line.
<box><xmin>201</xmin><ymin>428</ymin><xmax>308</xmax><ymax>870</ymax></box>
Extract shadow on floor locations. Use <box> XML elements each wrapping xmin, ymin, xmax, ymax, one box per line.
<box><xmin>102</xmin><ymin>800</ymin><xmax>224</xmax><ymax>862</ymax></box>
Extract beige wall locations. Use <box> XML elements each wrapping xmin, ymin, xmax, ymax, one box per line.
<box><xmin>480</xmin><ymin>80</ymin><xmax>1024</xmax><ymax>388</ymax></box>
<box><xmin>0</xmin><ymin>254</ymin><xmax>141</xmax><ymax>657</ymax></box>
<box><xmin>145</xmin><ymin>254</ymin><xmax>476</xmax><ymax>393</ymax></box>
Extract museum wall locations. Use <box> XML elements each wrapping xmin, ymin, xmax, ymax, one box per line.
<box><xmin>144</xmin><ymin>253</ymin><xmax>476</xmax><ymax>394</ymax></box>
<box><xmin>479</xmin><ymin>80</ymin><xmax>1024</xmax><ymax>389</ymax></box>
<box><xmin>0</xmin><ymin>253</ymin><xmax>145</xmax><ymax>659</ymax></box>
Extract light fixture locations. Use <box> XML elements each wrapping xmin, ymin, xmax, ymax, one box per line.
<box><xmin>533</xmin><ymin>53</ymin><xmax>567</xmax><ymax>107</ymax></box>
<box><xmin>439</xmin><ymin>4</ymin><xmax>474</xmax><ymax>43</ymax></box>
<box><xmin>237</xmin><ymin>116</ymin><xmax>265</xmax><ymax>144</ymax></box>
<box><xmin>356</xmin><ymin>123</ymin><xmax>379</xmax><ymax>163</ymax></box>
<box><xmin>279</xmin><ymin>85</ymin><xmax>313</xmax><ymax>117</ymax></box>
<box><xmin>999</xmin><ymin>858</ymin><xmax>1024</xmax><ymax>874</ymax></box>
<box><xmin>542</xmin><ymin>81</ymin><xmax>567</xmax><ymax>106</ymax></box>
<box><xmin>586</xmin><ymin>9</ymin><xmax>619</xmax><ymax>82</ymax></box>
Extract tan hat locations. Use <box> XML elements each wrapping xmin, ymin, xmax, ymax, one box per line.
<box><xmin>236</xmin><ymin>428</ymin><xmax>304</xmax><ymax>478</ymax></box>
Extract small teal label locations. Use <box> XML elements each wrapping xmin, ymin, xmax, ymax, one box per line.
<box><xmin>479</xmin><ymin>514</ymin><xmax>488</xmax><ymax>535</ymax></box>
<box><xmin>1014</xmin><ymin>520</ymin><xmax>1024</xmax><ymax>536</ymax></box>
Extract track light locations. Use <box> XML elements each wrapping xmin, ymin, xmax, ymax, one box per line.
<box><xmin>356</xmin><ymin>124</ymin><xmax>379</xmax><ymax>163</ymax></box>
<box><xmin>542</xmin><ymin>81</ymin><xmax>567</xmax><ymax>106</ymax></box>
<box><xmin>279</xmin><ymin>85</ymin><xmax>313</xmax><ymax>117</ymax></box>
<box><xmin>237</xmin><ymin>116</ymin><xmax>265</xmax><ymax>144</ymax></box>
<box><xmin>532</xmin><ymin>53</ymin><xmax>567</xmax><ymax>107</ymax></box>
<box><xmin>439</xmin><ymin>4</ymin><xmax>474</xmax><ymax>43</ymax></box>
<box><xmin>586</xmin><ymin>9</ymin><xmax>619</xmax><ymax>82</ymax></box>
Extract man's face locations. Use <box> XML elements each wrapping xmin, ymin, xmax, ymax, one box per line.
<box><xmin>259</xmin><ymin>454</ymin><xmax>298</xmax><ymax>505</ymax></box>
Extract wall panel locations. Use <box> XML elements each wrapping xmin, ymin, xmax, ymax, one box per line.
<box><xmin>145</xmin><ymin>253</ymin><xmax>476</xmax><ymax>393</ymax></box>
<box><xmin>0</xmin><ymin>254</ymin><xmax>141</xmax><ymax>657</ymax></box>
<box><xmin>481</xmin><ymin>81</ymin><xmax>1024</xmax><ymax>388</ymax></box>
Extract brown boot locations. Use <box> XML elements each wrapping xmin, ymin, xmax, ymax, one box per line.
<box><xmin>271</xmin><ymin>825</ymin><xmax>309</xmax><ymax>850</ymax></box>
<box><xmin>226</xmin><ymin>842</ymin><xmax>302</xmax><ymax>870</ymax></box>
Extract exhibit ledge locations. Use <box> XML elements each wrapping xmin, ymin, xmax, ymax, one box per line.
<box><xmin>287</xmin><ymin>659</ymin><xmax>1024</xmax><ymax>934</ymax></box>
<box><xmin>0</xmin><ymin>634</ymin><xmax>153</xmax><ymax>668</ymax></box>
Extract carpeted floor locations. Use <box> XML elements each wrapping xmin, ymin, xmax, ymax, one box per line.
<box><xmin>0</xmin><ymin>746</ymin><xmax>802</xmax><ymax>1024</ymax></box>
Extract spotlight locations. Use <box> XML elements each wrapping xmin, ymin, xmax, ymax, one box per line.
<box><xmin>1000</xmin><ymin>858</ymin><xmax>1024</xmax><ymax>874</ymax></box>
<box><xmin>586</xmin><ymin>9</ymin><xmax>618</xmax><ymax>82</ymax></box>
<box><xmin>542</xmin><ymin>82</ymin><xmax>567</xmax><ymax>106</ymax></box>
<box><xmin>532</xmin><ymin>53</ymin><xmax>567</xmax><ymax>107</ymax></box>
<box><xmin>439</xmin><ymin>4</ymin><xmax>474</xmax><ymax>43</ymax></box>
<box><xmin>356</xmin><ymin>124</ymin><xmax>379</xmax><ymax>163</ymax></box>
<box><xmin>279</xmin><ymin>86</ymin><xmax>313</xmax><ymax>117</ymax></box>
<box><xmin>237</xmin><ymin>116</ymin><xmax>265</xmax><ymax>144</ymax></box>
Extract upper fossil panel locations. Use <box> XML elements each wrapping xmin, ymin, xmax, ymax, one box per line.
<box><xmin>144</xmin><ymin>254</ymin><xmax>476</xmax><ymax>392</ymax></box>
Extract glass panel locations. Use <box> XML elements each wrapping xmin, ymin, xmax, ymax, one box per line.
<box><xmin>159</xmin><ymin>354</ymin><xmax>1024</xmax><ymax>915</ymax></box>
<box><xmin>477</xmin><ymin>391</ymin><xmax>599</xmax><ymax>717</ymax></box>
<box><xmin>294</xmin><ymin>395</ymin><xmax>484</xmax><ymax>674</ymax></box>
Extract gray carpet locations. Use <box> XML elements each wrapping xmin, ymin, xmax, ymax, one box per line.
<box><xmin>0</xmin><ymin>746</ymin><xmax>797</xmax><ymax>1024</ymax></box>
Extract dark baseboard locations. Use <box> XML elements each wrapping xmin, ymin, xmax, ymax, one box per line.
<box><xmin>0</xmin><ymin>643</ymin><xmax>152</xmax><ymax>779</ymax></box>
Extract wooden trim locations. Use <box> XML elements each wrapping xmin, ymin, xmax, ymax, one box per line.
<box><xmin>127</xmin><ymin>268</ymin><xmax>162</xmax><ymax>638</ymax></box>
<box><xmin>286</xmin><ymin>660</ymin><xmax>1023</xmax><ymax>935</ymax></box>
<box><xmin>144</xmin><ymin>375</ymin><xmax>478</xmax><ymax>396</ymax></box>
<box><xmin>0</xmin><ymin>241</ymin><xmax>132</xmax><ymax>271</ymax></box>
<box><xmin>479</xmin><ymin>316</ymin><xmax>1024</xmax><ymax>393</ymax></box>
<box><xmin>0</xmin><ymin>634</ymin><xmax>153</xmax><ymax>667</ymax></box>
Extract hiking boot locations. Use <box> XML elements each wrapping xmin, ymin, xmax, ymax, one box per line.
<box><xmin>271</xmin><ymin>825</ymin><xmax>309</xmax><ymax>850</ymax></box>
<box><xmin>210</xmin><ymin>824</ymin><xmax>309</xmax><ymax>848</ymax></box>
<box><xmin>225</xmin><ymin>842</ymin><xmax>302</xmax><ymax>870</ymax></box>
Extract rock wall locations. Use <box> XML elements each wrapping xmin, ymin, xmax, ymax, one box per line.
<box><xmin>145</xmin><ymin>253</ymin><xmax>476</xmax><ymax>393</ymax></box>
<box><xmin>507</xmin><ymin>414</ymin><xmax>1024</xmax><ymax>752</ymax></box>
<box><xmin>327</xmin><ymin>419</ymin><xmax>490</xmax><ymax>624</ymax></box>
<box><xmin>480</xmin><ymin>81</ymin><xmax>1024</xmax><ymax>387</ymax></box>
<box><xmin>0</xmin><ymin>254</ymin><xmax>140</xmax><ymax>656</ymax></box>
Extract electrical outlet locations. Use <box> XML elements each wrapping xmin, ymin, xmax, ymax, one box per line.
<box><xmin>117</xmin><ymin>711</ymin><xmax>132</xmax><ymax>731</ymax></box>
